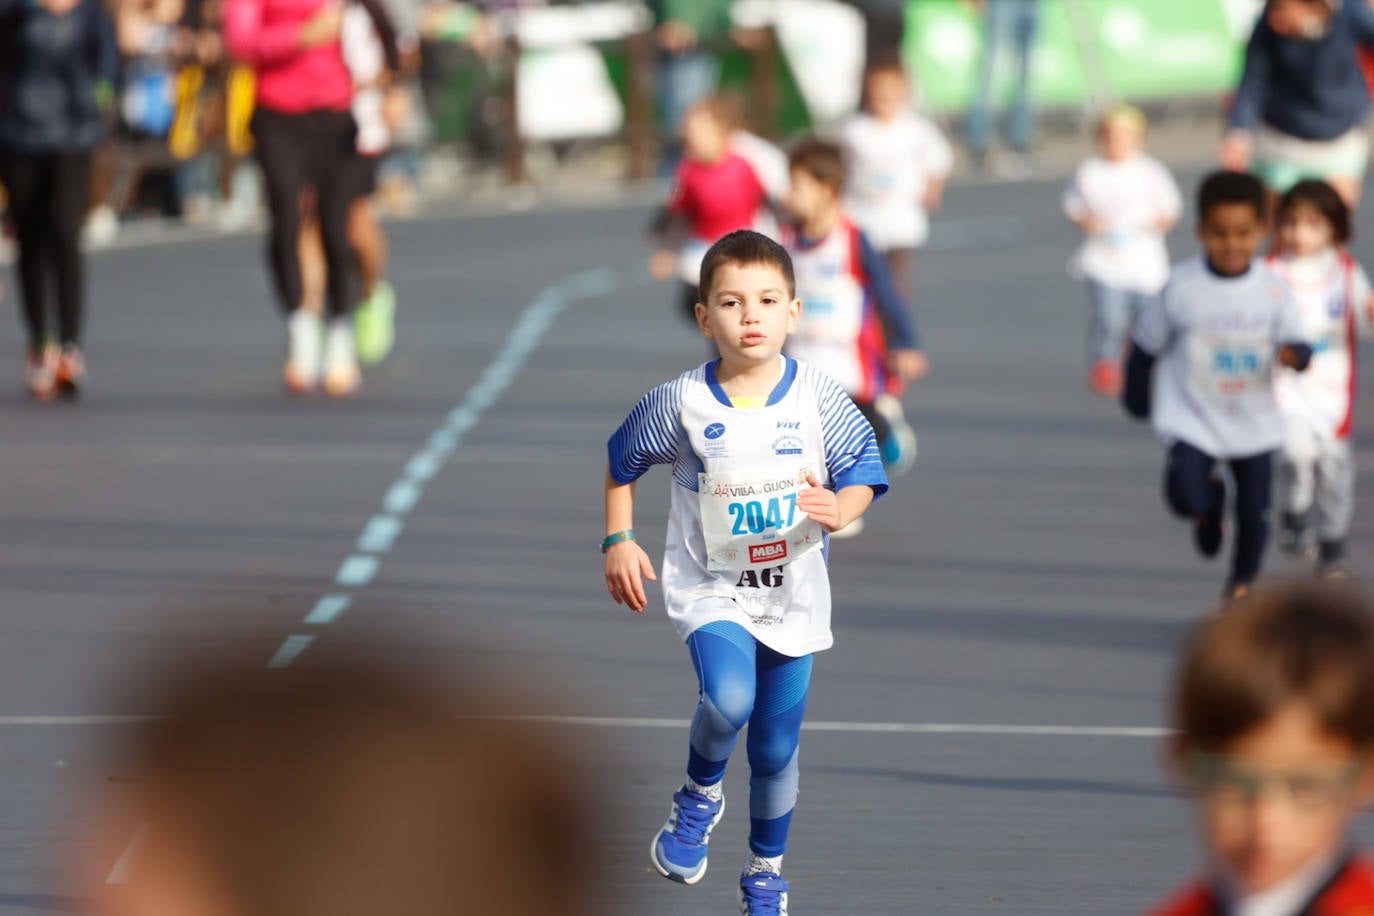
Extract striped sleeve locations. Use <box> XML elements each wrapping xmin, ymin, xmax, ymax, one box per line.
<box><xmin>607</xmin><ymin>379</ymin><xmax>685</xmax><ymax>484</ymax></box>
<box><xmin>815</xmin><ymin>373</ymin><xmax>888</xmax><ymax>499</ymax></box>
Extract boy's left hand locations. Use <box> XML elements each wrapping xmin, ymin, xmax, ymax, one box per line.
<box><xmin>797</xmin><ymin>473</ymin><xmax>843</xmax><ymax>532</ymax></box>
<box><xmin>890</xmin><ymin>349</ymin><xmax>929</xmax><ymax>381</ymax></box>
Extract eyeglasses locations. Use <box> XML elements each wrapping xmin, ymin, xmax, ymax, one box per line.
<box><xmin>1187</xmin><ymin>749</ymin><xmax>1363</xmax><ymax>812</ymax></box>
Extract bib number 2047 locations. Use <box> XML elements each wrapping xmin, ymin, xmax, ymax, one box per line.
<box><xmin>727</xmin><ymin>495</ymin><xmax>799</xmax><ymax>536</ymax></box>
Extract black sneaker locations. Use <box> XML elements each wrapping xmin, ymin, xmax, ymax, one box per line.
<box><xmin>1317</xmin><ymin>540</ymin><xmax>1349</xmax><ymax>580</ymax></box>
<box><xmin>1194</xmin><ymin>478</ymin><xmax>1225</xmax><ymax>559</ymax></box>
<box><xmin>1278</xmin><ymin>512</ymin><xmax>1313</xmax><ymax>558</ymax></box>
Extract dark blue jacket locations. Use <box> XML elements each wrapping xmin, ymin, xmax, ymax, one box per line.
<box><xmin>0</xmin><ymin>0</ymin><xmax>118</xmax><ymax>154</ymax></box>
<box><xmin>1230</xmin><ymin>1</ymin><xmax>1374</xmax><ymax>142</ymax></box>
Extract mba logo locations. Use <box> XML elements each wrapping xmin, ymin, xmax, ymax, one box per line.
<box><xmin>704</xmin><ymin>423</ymin><xmax>727</xmax><ymax>440</ymax></box>
<box><xmin>749</xmin><ymin>541</ymin><xmax>788</xmax><ymax>564</ymax></box>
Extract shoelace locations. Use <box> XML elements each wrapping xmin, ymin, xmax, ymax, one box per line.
<box><xmin>669</xmin><ymin>791</ymin><xmax>717</xmax><ymax>845</ymax></box>
<box><xmin>740</xmin><ymin>881</ymin><xmax>785</xmax><ymax>915</ymax></box>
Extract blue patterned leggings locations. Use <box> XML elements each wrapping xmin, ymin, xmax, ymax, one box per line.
<box><xmin>685</xmin><ymin>621</ymin><xmax>813</xmax><ymax>857</ymax></box>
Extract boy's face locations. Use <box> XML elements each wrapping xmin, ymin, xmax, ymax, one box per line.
<box><xmin>682</xmin><ymin>108</ymin><xmax>728</xmax><ymax>165</ymax></box>
<box><xmin>1277</xmin><ymin>201</ymin><xmax>1334</xmax><ymax>258</ymax></box>
<box><xmin>1183</xmin><ymin>702</ymin><xmax>1372</xmax><ymax>894</ymax></box>
<box><xmin>1198</xmin><ymin>201</ymin><xmax>1266</xmax><ymax>276</ymax></box>
<box><xmin>1099</xmin><ymin>119</ymin><xmax>1143</xmax><ymax>163</ymax></box>
<box><xmin>784</xmin><ymin>167</ymin><xmax>838</xmax><ymax>226</ymax></box>
<box><xmin>865</xmin><ymin>70</ymin><xmax>908</xmax><ymax>123</ymax></box>
<box><xmin>1267</xmin><ymin>0</ymin><xmax>1331</xmax><ymax>37</ymax></box>
<box><xmin>695</xmin><ymin>261</ymin><xmax>801</xmax><ymax>367</ymax></box>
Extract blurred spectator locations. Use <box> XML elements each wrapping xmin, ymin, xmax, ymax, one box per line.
<box><xmin>647</xmin><ymin>0</ymin><xmax>733</xmax><ymax>173</ymax></box>
<box><xmin>88</xmin><ymin>653</ymin><xmax>595</xmax><ymax>916</ymax></box>
<box><xmin>225</xmin><ymin>0</ymin><xmax>398</xmax><ymax>397</ymax></box>
<box><xmin>962</xmin><ymin>0</ymin><xmax>1041</xmax><ymax>174</ymax></box>
<box><xmin>1220</xmin><ymin>0</ymin><xmax>1374</xmax><ymax>209</ymax></box>
<box><xmin>0</xmin><ymin>0</ymin><xmax>117</xmax><ymax>400</ymax></box>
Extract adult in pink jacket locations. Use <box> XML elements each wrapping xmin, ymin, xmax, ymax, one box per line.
<box><xmin>224</xmin><ymin>0</ymin><xmax>396</xmax><ymax>396</ymax></box>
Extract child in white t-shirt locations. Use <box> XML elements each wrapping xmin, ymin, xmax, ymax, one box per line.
<box><xmin>1267</xmin><ymin>179</ymin><xmax>1374</xmax><ymax>577</ymax></box>
<box><xmin>839</xmin><ymin>59</ymin><xmax>952</xmax><ymax>307</ymax></box>
<box><xmin>1063</xmin><ymin>105</ymin><xmax>1182</xmax><ymax>397</ymax></box>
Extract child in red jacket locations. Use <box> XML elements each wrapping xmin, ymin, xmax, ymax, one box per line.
<box><xmin>1148</xmin><ymin>582</ymin><xmax>1374</xmax><ymax>915</ymax></box>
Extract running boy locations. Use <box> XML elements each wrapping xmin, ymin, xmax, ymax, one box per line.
<box><xmin>1062</xmin><ymin>104</ymin><xmax>1182</xmax><ymax>396</ymax></box>
<box><xmin>1149</xmin><ymin>581</ymin><xmax>1374</xmax><ymax>915</ymax></box>
<box><xmin>650</xmin><ymin>97</ymin><xmax>770</xmax><ymax>326</ymax></box>
<box><xmin>1123</xmin><ymin>171</ymin><xmax>1312</xmax><ymax>598</ymax></box>
<box><xmin>839</xmin><ymin>57</ymin><xmax>953</xmax><ymax>306</ymax></box>
<box><xmin>783</xmin><ymin>138</ymin><xmax>927</xmax><ymax>485</ymax></box>
<box><xmin>1267</xmin><ymin>179</ymin><xmax>1374</xmax><ymax>577</ymax></box>
<box><xmin>604</xmin><ymin>230</ymin><xmax>887</xmax><ymax>915</ymax></box>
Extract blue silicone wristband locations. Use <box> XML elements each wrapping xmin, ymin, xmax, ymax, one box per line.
<box><xmin>601</xmin><ymin>529</ymin><xmax>635</xmax><ymax>553</ymax></box>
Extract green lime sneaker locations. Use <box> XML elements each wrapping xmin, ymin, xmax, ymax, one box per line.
<box><xmin>354</xmin><ymin>280</ymin><xmax>396</xmax><ymax>365</ymax></box>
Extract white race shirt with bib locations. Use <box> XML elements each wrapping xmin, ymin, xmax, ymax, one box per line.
<box><xmin>608</xmin><ymin>357</ymin><xmax>888</xmax><ymax>657</ymax></box>
<box><xmin>1133</xmin><ymin>257</ymin><xmax>1306</xmax><ymax>458</ymax></box>
<box><xmin>785</xmin><ymin>221</ymin><xmax>870</xmax><ymax>398</ymax></box>
<box><xmin>1269</xmin><ymin>249</ymin><xmax>1372</xmax><ymax>440</ymax></box>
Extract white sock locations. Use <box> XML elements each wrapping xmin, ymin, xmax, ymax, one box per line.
<box><xmin>744</xmin><ymin>853</ymin><xmax>783</xmax><ymax>876</ymax></box>
<box><xmin>685</xmin><ymin>776</ymin><xmax>723</xmax><ymax>802</ymax></box>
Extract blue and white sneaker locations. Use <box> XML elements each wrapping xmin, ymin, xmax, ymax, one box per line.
<box><xmin>649</xmin><ymin>786</ymin><xmax>724</xmax><ymax>884</ymax></box>
<box><xmin>738</xmin><ymin>871</ymin><xmax>790</xmax><ymax>915</ymax></box>
<box><xmin>875</xmin><ymin>394</ymin><xmax>917</xmax><ymax>476</ymax></box>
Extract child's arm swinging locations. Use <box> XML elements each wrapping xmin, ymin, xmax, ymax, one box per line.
<box><xmin>797</xmin><ymin>474</ymin><xmax>875</xmax><ymax>532</ymax></box>
<box><xmin>604</xmin><ymin>469</ymin><xmax>658</xmax><ymax>614</ymax></box>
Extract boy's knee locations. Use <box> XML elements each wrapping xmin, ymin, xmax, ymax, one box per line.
<box><xmin>747</xmin><ymin>727</ymin><xmax>799</xmax><ymax>779</ymax></box>
<box><xmin>703</xmin><ymin>680</ymin><xmax>754</xmax><ymax>732</ymax></box>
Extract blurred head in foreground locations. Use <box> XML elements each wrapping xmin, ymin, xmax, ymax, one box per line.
<box><xmin>1166</xmin><ymin>582</ymin><xmax>1374</xmax><ymax>900</ymax></box>
<box><xmin>90</xmin><ymin>655</ymin><xmax>592</xmax><ymax>916</ymax></box>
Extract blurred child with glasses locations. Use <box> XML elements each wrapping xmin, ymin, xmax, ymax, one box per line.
<box><xmin>1148</xmin><ymin>581</ymin><xmax>1374</xmax><ymax>915</ymax></box>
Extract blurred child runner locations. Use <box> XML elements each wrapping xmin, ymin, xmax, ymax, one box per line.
<box><xmin>839</xmin><ymin>57</ymin><xmax>953</xmax><ymax>307</ymax></box>
<box><xmin>650</xmin><ymin>96</ymin><xmax>771</xmax><ymax>325</ymax></box>
<box><xmin>1123</xmin><ymin>171</ymin><xmax>1312</xmax><ymax>599</ymax></box>
<box><xmin>605</xmin><ymin>230</ymin><xmax>888</xmax><ymax>915</ymax></box>
<box><xmin>1062</xmin><ymin>104</ymin><xmax>1182</xmax><ymax>396</ymax></box>
<box><xmin>1149</xmin><ymin>581</ymin><xmax>1374</xmax><ymax>916</ymax></box>
<box><xmin>1266</xmin><ymin>179</ymin><xmax>1374</xmax><ymax>577</ymax></box>
<box><xmin>783</xmin><ymin>138</ymin><xmax>928</xmax><ymax>503</ymax></box>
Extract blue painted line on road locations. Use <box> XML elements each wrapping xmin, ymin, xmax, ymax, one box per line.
<box><xmin>305</xmin><ymin>594</ymin><xmax>353</xmax><ymax>624</ymax></box>
<box><xmin>383</xmin><ymin>479</ymin><xmax>423</xmax><ymax>515</ymax></box>
<box><xmin>335</xmin><ymin>554</ymin><xmax>380</xmax><ymax>587</ymax></box>
<box><xmin>267</xmin><ymin>635</ymin><xmax>314</xmax><ymax>669</ymax></box>
<box><xmin>269</xmin><ymin>266</ymin><xmax>621</xmax><ymax>670</ymax></box>
<box><xmin>357</xmin><ymin>514</ymin><xmax>404</xmax><ymax>553</ymax></box>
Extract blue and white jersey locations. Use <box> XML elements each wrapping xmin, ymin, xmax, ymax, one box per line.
<box><xmin>1134</xmin><ymin>256</ymin><xmax>1307</xmax><ymax>458</ymax></box>
<box><xmin>608</xmin><ymin>356</ymin><xmax>887</xmax><ymax>656</ymax></box>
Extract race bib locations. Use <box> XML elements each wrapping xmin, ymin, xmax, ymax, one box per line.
<box><xmin>698</xmin><ymin>467</ymin><xmax>825</xmax><ymax>572</ymax></box>
<box><xmin>796</xmin><ymin>277</ymin><xmax>864</xmax><ymax>347</ymax></box>
<box><xmin>1187</xmin><ymin>332</ymin><xmax>1273</xmax><ymax>400</ymax></box>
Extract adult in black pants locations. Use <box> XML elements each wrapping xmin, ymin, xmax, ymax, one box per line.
<box><xmin>0</xmin><ymin>0</ymin><xmax>117</xmax><ymax>400</ymax></box>
<box><xmin>225</xmin><ymin>0</ymin><xmax>397</xmax><ymax>397</ymax></box>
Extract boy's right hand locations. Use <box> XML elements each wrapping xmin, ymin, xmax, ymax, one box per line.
<box><xmin>1219</xmin><ymin>130</ymin><xmax>1253</xmax><ymax>172</ymax></box>
<box><xmin>299</xmin><ymin>4</ymin><xmax>344</xmax><ymax>49</ymax></box>
<box><xmin>605</xmin><ymin>541</ymin><xmax>657</xmax><ymax>614</ymax></box>
<box><xmin>649</xmin><ymin>250</ymin><xmax>678</xmax><ymax>282</ymax></box>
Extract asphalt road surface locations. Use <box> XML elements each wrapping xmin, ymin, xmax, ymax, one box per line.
<box><xmin>1</xmin><ymin>172</ymin><xmax>1371</xmax><ymax>915</ymax></box>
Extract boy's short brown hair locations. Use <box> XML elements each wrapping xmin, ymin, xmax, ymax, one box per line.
<box><xmin>699</xmin><ymin>229</ymin><xmax>796</xmax><ymax>300</ymax></box>
<box><xmin>1174</xmin><ymin>582</ymin><xmax>1374</xmax><ymax>753</ymax></box>
<box><xmin>788</xmin><ymin>137</ymin><xmax>847</xmax><ymax>193</ymax></box>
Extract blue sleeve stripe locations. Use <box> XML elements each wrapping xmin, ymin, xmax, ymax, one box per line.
<box><xmin>813</xmin><ymin>369</ymin><xmax>888</xmax><ymax>500</ymax></box>
<box><xmin>608</xmin><ymin>380</ymin><xmax>683</xmax><ymax>483</ymax></box>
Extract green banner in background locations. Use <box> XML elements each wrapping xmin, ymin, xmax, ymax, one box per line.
<box><xmin>903</xmin><ymin>0</ymin><xmax>1245</xmax><ymax>114</ymax></box>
